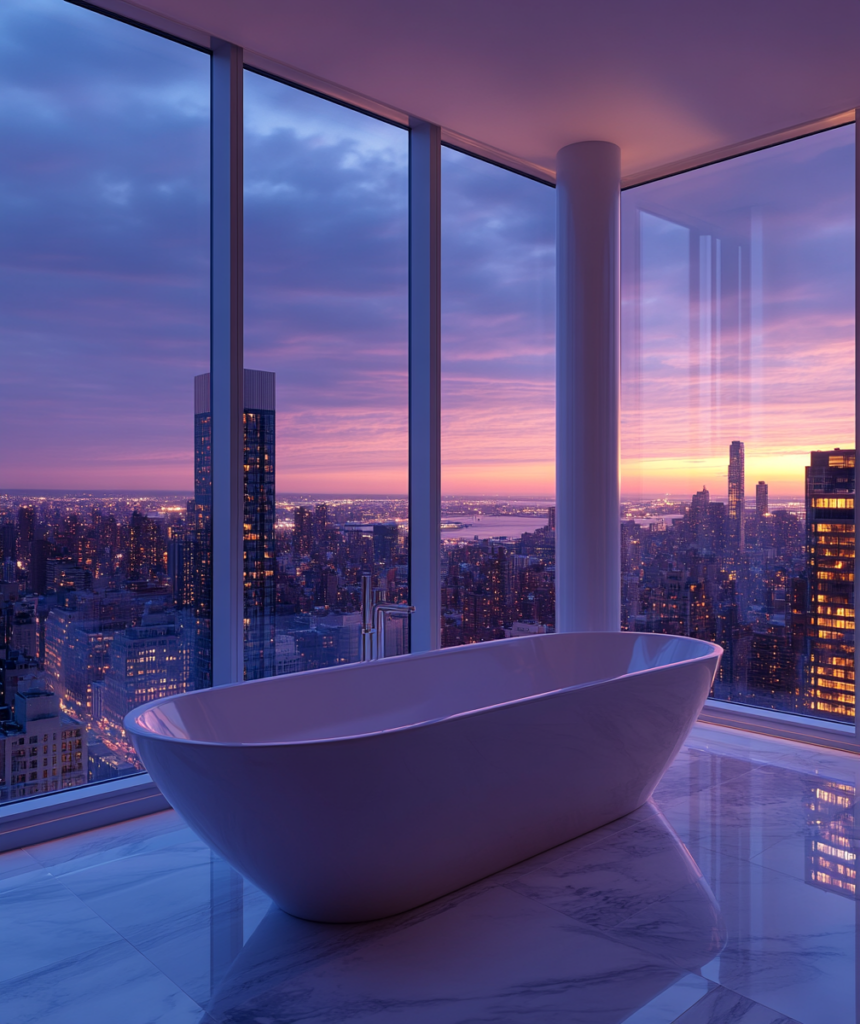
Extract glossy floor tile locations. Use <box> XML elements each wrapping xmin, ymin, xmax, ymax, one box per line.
<box><xmin>0</xmin><ymin>722</ymin><xmax>857</xmax><ymax>1023</ymax></box>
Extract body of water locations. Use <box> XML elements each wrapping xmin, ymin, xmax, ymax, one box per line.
<box><xmin>441</xmin><ymin>515</ymin><xmax>549</xmax><ymax>541</ymax></box>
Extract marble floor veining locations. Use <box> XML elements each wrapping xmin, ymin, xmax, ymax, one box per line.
<box><xmin>2</xmin><ymin>723</ymin><xmax>859</xmax><ymax>1024</ymax></box>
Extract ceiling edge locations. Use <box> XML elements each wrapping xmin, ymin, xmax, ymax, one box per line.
<box><xmin>69</xmin><ymin>0</ymin><xmax>858</xmax><ymax>192</ymax></box>
<box><xmin>622</xmin><ymin>108</ymin><xmax>857</xmax><ymax>189</ymax></box>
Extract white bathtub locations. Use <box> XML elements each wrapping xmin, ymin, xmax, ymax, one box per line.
<box><xmin>125</xmin><ymin>631</ymin><xmax>721</xmax><ymax>922</ymax></box>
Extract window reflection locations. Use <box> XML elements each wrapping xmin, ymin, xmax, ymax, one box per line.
<box><xmin>807</xmin><ymin>779</ymin><xmax>856</xmax><ymax>897</ymax></box>
<box><xmin>621</xmin><ymin>126</ymin><xmax>855</xmax><ymax>723</ymax></box>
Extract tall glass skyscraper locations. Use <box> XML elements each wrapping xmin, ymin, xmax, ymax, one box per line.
<box><xmin>192</xmin><ymin>374</ymin><xmax>213</xmax><ymax>689</ymax></box>
<box><xmin>755</xmin><ymin>480</ymin><xmax>768</xmax><ymax>519</ymax></box>
<box><xmin>242</xmin><ymin>370</ymin><xmax>277</xmax><ymax>681</ymax></box>
<box><xmin>804</xmin><ymin>449</ymin><xmax>855</xmax><ymax>719</ymax></box>
<box><xmin>728</xmin><ymin>440</ymin><xmax>745</xmax><ymax>553</ymax></box>
<box><xmin>193</xmin><ymin>370</ymin><xmax>276</xmax><ymax>685</ymax></box>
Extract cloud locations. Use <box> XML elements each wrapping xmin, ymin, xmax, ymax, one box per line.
<box><xmin>3</xmin><ymin>2</ymin><xmax>850</xmax><ymax>505</ymax></box>
<box><xmin>244</xmin><ymin>75</ymin><xmax>556</xmax><ymax>497</ymax></box>
<box><xmin>0</xmin><ymin>0</ymin><xmax>209</xmax><ymax>490</ymax></box>
<box><xmin>0</xmin><ymin>2</ymin><xmax>556</xmax><ymax>499</ymax></box>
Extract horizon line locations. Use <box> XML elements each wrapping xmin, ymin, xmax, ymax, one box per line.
<box><xmin>0</xmin><ymin>488</ymin><xmax>814</xmax><ymax>503</ymax></box>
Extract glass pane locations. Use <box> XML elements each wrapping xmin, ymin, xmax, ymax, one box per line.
<box><xmin>621</xmin><ymin>126</ymin><xmax>855</xmax><ymax>724</ymax></box>
<box><xmin>441</xmin><ymin>148</ymin><xmax>556</xmax><ymax>647</ymax></box>
<box><xmin>0</xmin><ymin>0</ymin><xmax>210</xmax><ymax>803</ymax></box>
<box><xmin>243</xmin><ymin>72</ymin><xmax>409</xmax><ymax>677</ymax></box>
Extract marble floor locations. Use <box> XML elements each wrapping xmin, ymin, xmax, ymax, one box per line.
<box><xmin>2</xmin><ymin>723</ymin><xmax>860</xmax><ymax>1024</ymax></box>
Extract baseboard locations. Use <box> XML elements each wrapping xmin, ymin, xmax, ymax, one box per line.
<box><xmin>699</xmin><ymin>701</ymin><xmax>858</xmax><ymax>754</ymax></box>
<box><xmin>0</xmin><ymin>775</ymin><xmax>171</xmax><ymax>853</ymax></box>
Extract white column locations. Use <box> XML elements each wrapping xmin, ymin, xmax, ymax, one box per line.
<box><xmin>556</xmin><ymin>141</ymin><xmax>621</xmax><ymax>633</ymax></box>
<box><xmin>210</xmin><ymin>41</ymin><xmax>244</xmax><ymax>685</ymax></box>
<box><xmin>408</xmin><ymin>119</ymin><xmax>442</xmax><ymax>652</ymax></box>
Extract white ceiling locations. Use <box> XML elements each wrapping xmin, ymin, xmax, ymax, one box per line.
<box><xmin>129</xmin><ymin>0</ymin><xmax>859</xmax><ymax>181</ymax></box>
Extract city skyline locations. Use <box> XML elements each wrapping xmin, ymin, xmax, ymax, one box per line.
<box><xmin>1</xmin><ymin>433</ymin><xmax>855</xmax><ymax>805</ymax></box>
<box><xmin>621</xmin><ymin>440</ymin><xmax>855</xmax><ymax>722</ymax></box>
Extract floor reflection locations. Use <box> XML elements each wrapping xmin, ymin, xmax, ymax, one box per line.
<box><xmin>805</xmin><ymin>778</ymin><xmax>856</xmax><ymax>898</ymax></box>
<box><xmin>654</xmin><ymin>732</ymin><xmax>860</xmax><ymax>1024</ymax></box>
<box><xmin>203</xmin><ymin>803</ymin><xmax>725</xmax><ymax>1023</ymax></box>
<box><xmin>2</xmin><ymin>724</ymin><xmax>859</xmax><ymax>1024</ymax></box>
<box><xmin>208</xmin><ymin>853</ymin><xmax>243</xmax><ymax>992</ymax></box>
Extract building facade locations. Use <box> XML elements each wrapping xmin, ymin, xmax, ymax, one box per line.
<box><xmin>728</xmin><ymin>440</ymin><xmax>745</xmax><ymax>553</ymax></box>
<box><xmin>803</xmin><ymin>449</ymin><xmax>855</xmax><ymax>719</ymax></box>
<box><xmin>102</xmin><ymin>610</ymin><xmax>192</xmax><ymax>745</ymax></box>
<box><xmin>0</xmin><ymin>689</ymin><xmax>86</xmax><ymax>803</ymax></box>
<box><xmin>193</xmin><ymin>369</ymin><xmax>277</xmax><ymax>684</ymax></box>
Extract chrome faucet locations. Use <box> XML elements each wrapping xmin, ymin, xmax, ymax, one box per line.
<box><xmin>361</xmin><ymin>574</ymin><xmax>415</xmax><ymax>661</ymax></box>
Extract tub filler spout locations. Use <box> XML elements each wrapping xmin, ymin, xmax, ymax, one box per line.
<box><xmin>360</xmin><ymin>573</ymin><xmax>414</xmax><ymax>660</ymax></box>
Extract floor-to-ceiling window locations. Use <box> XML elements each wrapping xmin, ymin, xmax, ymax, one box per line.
<box><xmin>621</xmin><ymin>125</ymin><xmax>855</xmax><ymax>724</ymax></box>
<box><xmin>0</xmin><ymin>0</ymin><xmax>210</xmax><ymax>803</ymax></box>
<box><xmin>2</xmin><ymin>2</ymin><xmax>856</xmax><ymax>824</ymax></box>
<box><xmin>243</xmin><ymin>72</ymin><xmax>409</xmax><ymax>676</ymax></box>
<box><xmin>440</xmin><ymin>149</ymin><xmax>555</xmax><ymax>648</ymax></box>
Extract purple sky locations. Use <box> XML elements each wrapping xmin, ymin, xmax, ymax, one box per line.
<box><xmin>234</xmin><ymin>72</ymin><xmax>556</xmax><ymax>498</ymax></box>
<box><xmin>0</xmin><ymin>0</ymin><xmax>555</xmax><ymax>498</ymax></box>
<box><xmin>0</xmin><ymin>0</ymin><xmax>210</xmax><ymax>491</ymax></box>
<box><xmin>441</xmin><ymin>149</ymin><xmax>555</xmax><ymax>497</ymax></box>
<box><xmin>0</xmin><ymin>0</ymin><xmax>854</xmax><ymax>502</ymax></box>
<box><xmin>243</xmin><ymin>70</ymin><xmax>409</xmax><ymax>496</ymax></box>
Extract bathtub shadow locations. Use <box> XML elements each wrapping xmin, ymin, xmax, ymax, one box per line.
<box><xmin>202</xmin><ymin>802</ymin><xmax>725</xmax><ymax>1023</ymax></box>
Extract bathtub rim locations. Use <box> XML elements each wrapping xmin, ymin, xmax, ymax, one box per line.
<box><xmin>124</xmin><ymin>631</ymin><xmax>722</xmax><ymax>750</ymax></box>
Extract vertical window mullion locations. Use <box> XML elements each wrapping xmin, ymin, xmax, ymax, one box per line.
<box><xmin>210</xmin><ymin>40</ymin><xmax>244</xmax><ymax>686</ymax></box>
<box><xmin>408</xmin><ymin>120</ymin><xmax>442</xmax><ymax>652</ymax></box>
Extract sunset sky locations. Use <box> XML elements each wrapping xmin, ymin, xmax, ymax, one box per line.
<box><xmin>0</xmin><ymin>0</ymin><xmax>853</xmax><ymax>501</ymax></box>
<box><xmin>621</xmin><ymin>124</ymin><xmax>855</xmax><ymax>500</ymax></box>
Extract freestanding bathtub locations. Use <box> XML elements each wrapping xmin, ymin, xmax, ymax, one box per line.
<box><xmin>125</xmin><ymin>631</ymin><xmax>721</xmax><ymax>922</ymax></box>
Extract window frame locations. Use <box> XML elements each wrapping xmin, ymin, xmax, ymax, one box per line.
<box><xmin>620</xmin><ymin>120</ymin><xmax>859</xmax><ymax>754</ymax></box>
<box><xmin>1</xmin><ymin>0</ymin><xmax>856</xmax><ymax>851</ymax></box>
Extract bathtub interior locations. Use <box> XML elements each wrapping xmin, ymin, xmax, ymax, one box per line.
<box><xmin>129</xmin><ymin>632</ymin><xmax>717</xmax><ymax>748</ymax></box>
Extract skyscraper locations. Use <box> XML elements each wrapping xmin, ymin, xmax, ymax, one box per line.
<box><xmin>293</xmin><ymin>506</ymin><xmax>312</xmax><ymax>555</ymax></box>
<box><xmin>373</xmin><ymin>523</ymin><xmax>399</xmax><ymax>567</ymax></box>
<box><xmin>803</xmin><ymin>449</ymin><xmax>855</xmax><ymax>719</ymax></box>
<box><xmin>17</xmin><ymin>506</ymin><xmax>34</xmax><ymax>571</ymax></box>
<box><xmin>727</xmin><ymin>440</ymin><xmax>745</xmax><ymax>552</ymax></box>
<box><xmin>0</xmin><ymin>520</ymin><xmax>16</xmax><ymax>566</ymax></box>
<box><xmin>756</xmin><ymin>480</ymin><xmax>768</xmax><ymax>519</ymax></box>
<box><xmin>192</xmin><ymin>374</ymin><xmax>213</xmax><ymax>688</ymax></box>
<box><xmin>242</xmin><ymin>370</ymin><xmax>277</xmax><ymax>682</ymax></box>
<box><xmin>193</xmin><ymin>370</ymin><xmax>277</xmax><ymax>686</ymax></box>
<box><xmin>689</xmin><ymin>485</ymin><xmax>710</xmax><ymax>551</ymax></box>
